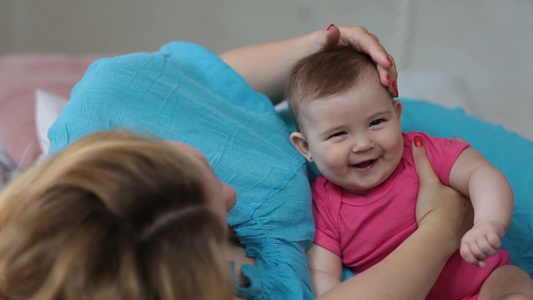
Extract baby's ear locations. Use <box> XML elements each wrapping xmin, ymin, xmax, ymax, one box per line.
<box><xmin>393</xmin><ymin>99</ymin><xmax>403</xmax><ymax>119</ymax></box>
<box><xmin>290</xmin><ymin>132</ymin><xmax>313</xmax><ymax>162</ymax></box>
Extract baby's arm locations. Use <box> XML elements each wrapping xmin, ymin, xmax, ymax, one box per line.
<box><xmin>448</xmin><ymin>146</ymin><xmax>513</xmax><ymax>267</ymax></box>
<box><xmin>307</xmin><ymin>243</ymin><xmax>343</xmax><ymax>296</ymax></box>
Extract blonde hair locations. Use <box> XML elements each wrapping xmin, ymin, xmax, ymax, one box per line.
<box><xmin>0</xmin><ymin>130</ymin><xmax>234</xmax><ymax>300</ymax></box>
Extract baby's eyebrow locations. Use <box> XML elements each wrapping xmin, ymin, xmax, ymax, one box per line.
<box><xmin>368</xmin><ymin>109</ymin><xmax>391</xmax><ymax>119</ymax></box>
<box><xmin>318</xmin><ymin>125</ymin><xmax>345</xmax><ymax>138</ymax></box>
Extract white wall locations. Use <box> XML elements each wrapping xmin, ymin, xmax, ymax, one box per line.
<box><xmin>2</xmin><ymin>0</ymin><xmax>532</xmax><ymax>140</ymax></box>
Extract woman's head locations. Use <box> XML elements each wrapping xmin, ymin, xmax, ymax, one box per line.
<box><xmin>0</xmin><ymin>130</ymin><xmax>235</xmax><ymax>300</ymax></box>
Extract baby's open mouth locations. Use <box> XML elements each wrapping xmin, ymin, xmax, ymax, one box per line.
<box><xmin>352</xmin><ymin>159</ymin><xmax>376</xmax><ymax>170</ymax></box>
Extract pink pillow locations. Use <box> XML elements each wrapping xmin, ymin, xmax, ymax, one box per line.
<box><xmin>0</xmin><ymin>54</ymin><xmax>105</xmax><ymax>169</ymax></box>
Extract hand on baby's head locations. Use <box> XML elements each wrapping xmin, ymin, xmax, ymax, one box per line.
<box><xmin>459</xmin><ymin>220</ymin><xmax>506</xmax><ymax>267</ymax></box>
<box><xmin>318</xmin><ymin>25</ymin><xmax>397</xmax><ymax>97</ymax></box>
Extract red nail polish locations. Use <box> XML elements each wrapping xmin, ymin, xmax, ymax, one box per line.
<box><xmin>327</xmin><ymin>24</ymin><xmax>335</xmax><ymax>31</ymax></box>
<box><xmin>387</xmin><ymin>57</ymin><xmax>394</xmax><ymax>67</ymax></box>
<box><xmin>414</xmin><ymin>136</ymin><xmax>424</xmax><ymax>147</ymax></box>
<box><xmin>386</xmin><ymin>74</ymin><xmax>391</xmax><ymax>84</ymax></box>
<box><xmin>392</xmin><ymin>81</ymin><xmax>399</xmax><ymax>97</ymax></box>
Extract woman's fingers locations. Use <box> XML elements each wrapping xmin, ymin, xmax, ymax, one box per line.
<box><xmin>377</xmin><ymin>64</ymin><xmax>398</xmax><ymax>97</ymax></box>
<box><xmin>317</xmin><ymin>25</ymin><xmax>398</xmax><ymax>90</ymax></box>
<box><xmin>339</xmin><ymin>25</ymin><xmax>398</xmax><ymax>95</ymax></box>
<box><xmin>411</xmin><ymin>136</ymin><xmax>440</xmax><ymax>185</ymax></box>
<box><xmin>319</xmin><ymin>24</ymin><xmax>341</xmax><ymax>49</ymax></box>
<box><xmin>340</xmin><ymin>26</ymin><xmax>389</xmax><ymax>66</ymax></box>
<box><xmin>411</xmin><ymin>135</ymin><xmax>473</xmax><ymax>240</ymax></box>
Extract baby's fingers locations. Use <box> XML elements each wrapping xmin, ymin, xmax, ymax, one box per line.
<box><xmin>460</xmin><ymin>242</ymin><xmax>485</xmax><ymax>267</ymax></box>
<box><xmin>485</xmin><ymin>230</ymin><xmax>503</xmax><ymax>250</ymax></box>
<box><xmin>461</xmin><ymin>235</ymin><xmax>500</xmax><ymax>267</ymax></box>
<box><xmin>474</xmin><ymin>236</ymin><xmax>498</xmax><ymax>258</ymax></box>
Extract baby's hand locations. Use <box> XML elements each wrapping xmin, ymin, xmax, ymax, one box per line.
<box><xmin>460</xmin><ymin>220</ymin><xmax>505</xmax><ymax>267</ymax></box>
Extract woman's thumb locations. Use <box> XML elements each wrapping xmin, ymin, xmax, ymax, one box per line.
<box><xmin>412</xmin><ymin>135</ymin><xmax>439</xmax><ymax>184</ymax></box>
<box><xmin>318</xmin><ymin>24</ymin><xmax>341</xmax><ymax>50</ymax></box>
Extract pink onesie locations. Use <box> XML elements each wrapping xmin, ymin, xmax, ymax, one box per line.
<box><xmin>312</xmin><ymin>131</ymin><xmax>509</xmax><ymax>300</ymax></box>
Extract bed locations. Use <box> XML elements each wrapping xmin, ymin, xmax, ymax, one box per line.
<box><xmin>1</xmin><ymin>45</ymin><xmax>532</xmax><ymax>299</ymax></box>
<box><xmin>0</xmin><ymin>53</ymin><xmax>107</xmax><ymax>186</ymax></box>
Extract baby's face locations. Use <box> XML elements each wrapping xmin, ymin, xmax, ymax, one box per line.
<box><xmin>297</xmin><ymin>80</ymin><xmax>404</xmax><ymax>193</ymax></box>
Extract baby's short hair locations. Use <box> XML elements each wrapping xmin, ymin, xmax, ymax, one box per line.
<box><xmin>286</xmin><ymin>46</ymin><xmax>378</xmax><ymax>127</ymax></box>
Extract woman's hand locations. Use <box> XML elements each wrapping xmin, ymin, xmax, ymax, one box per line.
<box><xmin>412</xmin><ymin>135</ymin><xmax>473</xmax><ymax>250</ymax></box>
<box><xmin>315</xmin><ymin>25</ymin><xmax>398</xmax><ymax>97</ymax></box>
<box><xmin>220</xmin><ymin>24</ymin><xmax>398</xmax><ymax>102</ymax></box>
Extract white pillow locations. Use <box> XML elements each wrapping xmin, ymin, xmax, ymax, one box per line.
<box><xmin>35</xmin><ymin>89</ymin><xmax>68</xmax><ymax>161</ymax></box>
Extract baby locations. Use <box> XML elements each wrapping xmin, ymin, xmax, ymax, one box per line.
<box><xmin>286</xmin><ymin>46</ymin><xmax>533</xmax><ymax>299</ymax></box>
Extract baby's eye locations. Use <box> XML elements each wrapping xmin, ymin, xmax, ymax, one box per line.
<box><xmin>370</xmin><ymin>119</ymin><xmax>385</xmax><ymax>127</ymax></box>
<box><xmin>329</xmin><ymin>131</ymin><xmax>347</xmax><ymax>138</ymax></box>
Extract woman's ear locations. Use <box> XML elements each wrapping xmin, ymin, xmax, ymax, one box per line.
<box><xmin>290</xmin><ymin>132</ymin><xmax>313</xmax><ymax>162</ymax></box>
<box><xmin>393</xmin><ymin>99</ymin><xmax>403</xmax><ymax>120</ymax></box>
